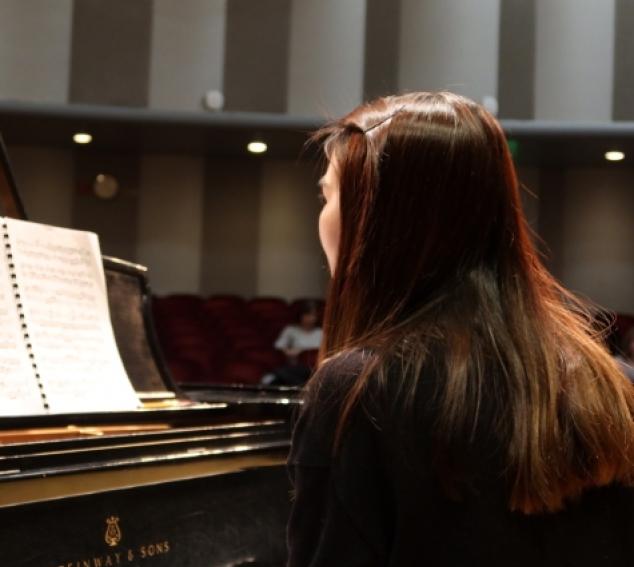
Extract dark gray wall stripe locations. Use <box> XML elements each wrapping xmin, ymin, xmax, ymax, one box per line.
<box><xmin>69</xmin><ymin>0</ymin><xmax>153</xmax><ymax>107</ymax></box>
<box><xmin>223</xmin><ymin>0</ymin><xmax>291</xmax><ymax>112</ymax></box>
<box><xmin>71</xmin><ymin>151</ymin><xmax>139</xmax><ymax>262</ymax></box>
<box><xmin>200</xmin><ymin>158</ymin><xmax>261</xmax><ymax>296</ymax></box>
<box><xmin>537</xmin><ymin>167</ymin><xmax>566</xmax><ymax>279</ymax></box>
<box><xmin>363</xmin><ymin>0</ymin><xmax>401</xmax><ymax>101</ymax></box>
<box><xmin>613</xmin><ymin>0</ymin><xmax>634</xmax><ymax>120</ymax></box>
<box><xmin>497</xmin><ymin>0</ymin><xmax>535</xmax><ymax>119</ymax></box>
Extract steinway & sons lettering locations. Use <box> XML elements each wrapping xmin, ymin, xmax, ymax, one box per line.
<box><xmin>57</xmin><ymin>541</ymin><xmax>171</xmax><ymax>567</ymax></box>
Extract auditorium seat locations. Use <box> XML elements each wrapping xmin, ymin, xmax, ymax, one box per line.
<box><xmin>232</xmin><ymin>336</ymin><xmax>269</xmax><ymax>353</ymax></box>
<box><xmin>248</xmin><ymin>296</ymin><xmax>288</xmax><ymax>313</ymax></box>
<box><xmin>156</xmin><ymin>294</ymin><xmax>203</xmax><ymax>316</ymax></box>
<box><xmin>298</xmin><ymin>348</ymin><xmax>319</xmax><ymax>369</ymax></box>
<box><xmin>247</xmin><ymin>298</ymin><xmax>293</xmax><ymax>341</ymax></box>
<box><xmin>203</xmin><ymin>295</ymin><xmax>245</xmax><ymax>316</ymax></box>
<box><xmin>248</xmin><ymin>297</ymin><xmax>292</xmax><ymax>322</ymax></box>
<box><xmin>153</xmin><ymin>294</ymin><xmax>325</xmax><ymax>384</ymax></box>
<box><xmin>221</xmin><ymin>360</ymin><xmax>267</xmax><ymax>384</ymax></box>
<box><xmin>241</xmin><ymin>347</ymin><xmax>286</xmax><ymax>371</ymax></box>
<box><xmin>163</xmin><ymin>357</ymin><xmax>204</xmax><ymax>383</ymax></box>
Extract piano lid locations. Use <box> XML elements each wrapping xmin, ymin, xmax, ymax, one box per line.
<box><xmin>0</xmin><ymin>133</ymin><xmax>27</xmax><ymax>220</ymax></box>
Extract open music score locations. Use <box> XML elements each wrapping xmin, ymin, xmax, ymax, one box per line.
<box><xmin>0</xmin><ymin>242</ymin><xmax>40</xmax><ymax>415</ymax></box>
<box><xmin>0</xmin><ymin>217</ymin><xmax>139</xmax><ymax>415</ymax></box>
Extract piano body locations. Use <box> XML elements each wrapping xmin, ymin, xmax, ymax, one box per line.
<box><xmin>0</xmin><ymin>138</ymin><xmax>299</xmax><ymax>567</ymax></box>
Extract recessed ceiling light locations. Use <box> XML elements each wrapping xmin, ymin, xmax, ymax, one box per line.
<box><xmin>247</xmin><ymin>141</ymin><xmax>267</xmax><ymax>154</ymax></box>
<box><xmin>73</xmin><ymin>132</ymin><xmax>92</xmax><ymax>144</ymax></box>
<box><xmin>605</xmin><ymin>150</ymin><xmax>625</xmax><ymax>162</ymax></box>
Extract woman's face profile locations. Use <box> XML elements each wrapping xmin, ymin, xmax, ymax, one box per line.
<box><xmin>318</xmin><ymin>159</ymin><xmax>341</xmax><ymax>274</ymax></box>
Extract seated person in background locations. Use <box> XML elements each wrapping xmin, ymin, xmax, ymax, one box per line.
<box><xmin>263</xmin><ymin>301</ymin><xmax>323</xmax><ymax>386</ymax></box>
<box><xmin>615</xmin><ymin>327</ymin><xmax>634</xmax><ymax>381</ymax></box>
<box><xmin>275</xmin><ymin>300</ymin><xmax>323</xmax><ymax>358</ymax></box>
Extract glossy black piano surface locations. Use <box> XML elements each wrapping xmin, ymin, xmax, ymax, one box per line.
<box><xmin>3</xmin><ymin>466</ymin><xmax>290</xmax><ymax>567</ymax></box>
<box><xmin>0</xmin><ymin>398</ymin><xmax>296</xmax><ymax>567</ymax></box>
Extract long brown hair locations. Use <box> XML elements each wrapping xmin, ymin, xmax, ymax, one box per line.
<box><xmin>312</xmin><ymin>92</ymin><xmax>634</xmax><ymax>514</ymax></box>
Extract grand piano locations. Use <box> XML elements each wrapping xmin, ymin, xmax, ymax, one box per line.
<box><xmin>0</xmin><ymin>137</ymin><xmax>300</xmax><ymax>567</ymax></box>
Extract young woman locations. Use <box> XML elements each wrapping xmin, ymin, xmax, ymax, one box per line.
<box><xmin>287</xmin><ymin>92</ymin><xmax>634</xmax><ymax>566</ymax></box>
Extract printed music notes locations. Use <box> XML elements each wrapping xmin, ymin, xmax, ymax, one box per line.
<box><xmin>0</xmin><ymin>218</ymin><xmax>139</xmax><ymax>415</ymax></box>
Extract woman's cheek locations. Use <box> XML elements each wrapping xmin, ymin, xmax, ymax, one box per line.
<box><xmin>319</xmin><ymin>203</ymin><xmax>340</xmax><ymax>275</ymax></box>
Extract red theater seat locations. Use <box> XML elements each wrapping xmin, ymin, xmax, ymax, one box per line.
<box><xmin>153</xmin><ymin>294</ymin><xmax>326</xmax><ymax>384</ymax></box>
<box><xmin>204</xmin><ymin>295</ymin><xmax>245</xmax><ymax>316</ymax></box>
<box><xmin>248</xmin><ymin>297</ymin><xmax>291</xmax><ymax>319</ymax></box>
<box><xmin>241</xmin><ymin>348</ymin><xmax>286</xmax><ymax>371</ymax></box>
<box><xmin>221</xmin><ymin>360</ymin><xmax>266</xmax><ymax>384</ymax></box>
<box><xmin>231</xmin><ymin>336</ymin><xmax>268</xmax><ymax>353</ymax></box>
<box><xmin>165</xmin><ymin>357</ymin><xmax>205</xmax><ymax>383</ymax></box>
<box><xmin>298</xmin><ymin>349</ymin><xmax>319</xmax><ymax>369</ymax></box>
<box><xmin>157</xmin><ymin>294</ymin><xmax>203</xmax><ymax>315</ymax></box>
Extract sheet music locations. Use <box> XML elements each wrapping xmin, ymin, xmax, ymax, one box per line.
<box><xmin>5</xmin><ymin>218</ymin><xmax>139</xmax><ymax>413</ymax></box>
<box><xmin>0</xmin><ymin>245</ymin><xmax>43</xmax><ymax>415</ymax></box>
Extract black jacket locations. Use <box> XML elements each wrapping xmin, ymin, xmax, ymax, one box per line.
<box><xmin>287</xmin><ymin>351</ymin><xmax>634</xmax><ymax>566</ymax></box>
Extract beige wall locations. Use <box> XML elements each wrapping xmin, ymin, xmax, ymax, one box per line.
<box><xmin>199</xmin><ymin>157</ymin><xmax>326</xmax><ymax>299</ymax></box>
<box><xmin>559</xmin><ymin>168</ymin><xmax>634</xmax><ymax>313</ymax></box>
<box><xmin>149</xmin><ymin>0</ymin><xmax>226</xmax><ymax>111</ymax></box>
<box><xmin>71</xmin><ymin>151</ymin><xmax>140</xmax><ymax>261</ymax></box>
<box><xmin>7</xmin><ymin>148</ymin><xmax>325</xmax><ymax>299</ymax></box>
<box><xmin>535</xmin><ymin>0</ymin><xmax>615</xmax><ymax>120</ymax></box>
<box><xmin>2</xmin><ymin>0</ymin><xmax>634</xmax><ymax>121</ymax></box>
<box><xmin>398</xmin><ymin>0</ymin><xmax>500</xmax><ymax>103</ymax></box>
<box><xmin>8</xmin><ymin>146</ymin><xmax>74</xmax><ymax>228</ymax></box>
<box><xmin>534</xmin><ymin>166</ymin><xmax>634</xmax><ymax>314</ymax></box>
<box><xmin>516</xmin><ymin>165</ymin><xmax>540</xmax><ymax>230</ymax></box>
<box><xmin>200</xmin><ymin>158</ymin><xmax>261</xmax><ymax>296</ymax></box>
<box><xmin>257</xmin><ymin>160</ymin><xmax>327</xmax><ymax>299</ymax></box>
<box><xmin>0</xmin><ymin>0</ymin><xmax>72</xmax><ymax>103</ymax></box>
<box><xmin>7</xmin><ymin>146</ymin><xmax>634</xmax><ymax>312</ymax></box>
<box><xmin>138</xmin><ymin>154</ymin><xmax>204</xmax><ymax>295</ymax></box>
<box><xmin>287</xmin><ymin>0</ymin><xmax>366</xmax><ymax>116</ymax></box>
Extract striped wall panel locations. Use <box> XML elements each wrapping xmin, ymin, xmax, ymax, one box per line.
<box><xmin>223</xmin><ymin>0</ymin><xmax>291</xmax><ymax>113</ymax></box>
<box><xmin>69</xmin><ymin>0</ymin><xmax>153</xmax><ymax>107</ymax></box>
<box><xmin>0</xmin><ymin>0</ymin><xmax>631</xmax><ymax>119</ymax></box>
<box><xmin>2</xmin><ymin>1</ymin><xmax>634</xmax><ymax>309</ymax></box>
<box><xmin>497</xmin><ymin>0</ymin><xmax>535</xmax><ymax>119</ymax></box>
<box><xmin>0</xmin><ymin>0</ymin><xmax>73</xmax><ymax>104</ymax></box>
<box><xmin>149</xmin><ymin>0</ymin><xmax>226</xmax><ymax>111</ymax></box>
<box><xmin>613</xmin><ymin>0</ymin><xmax>634</xmax><ymax>120</ymax></box>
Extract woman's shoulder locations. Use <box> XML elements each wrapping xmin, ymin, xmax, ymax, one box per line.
<box><xmin>306</xmin><ymin>347</ymin><xmax>438</xmax><ymax>414</ymax></box>
<box><xmin>301</xmin><ymin>349</ymin><xmax>372</xmax><ymax>414</ymax></box>
<box><xmin>289</xmin><ymin>349</ymin><xmax>373</xmax><ymax>466</ymax></box>
<box><xmin>314</xmin><ymin>348</ymin><xmax>370</xmax><ymax>383</ymax></box>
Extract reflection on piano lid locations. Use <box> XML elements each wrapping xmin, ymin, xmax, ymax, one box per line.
<box><xmin>0</xmin><ymin>138</ymin><xmax>299</xmax><ymax>566</ymax></box>
<box><xmin>0</xmin><ymin>133</ymin><xmax>27</xmax><ymax>219</ymax></box>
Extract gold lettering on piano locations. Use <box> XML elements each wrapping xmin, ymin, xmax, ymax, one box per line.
<box><xmin>104</xmin><ymin>516</ymin><xmax>122</xmax><ymax>547</ymax></box>
<box><xmin>56</xmin><ymin>541</ymin><xmax>171</xmax><ymax>567</ymax></box>
<box><xmin>55</xmin><ymin>516</ymin><xmax>172</xmax><ymax>566</ymax></box>
<box><xmin>139</xmin><ymin>540</ymin><xmax>170</xmax><ymax>558</ymax></box>
<box><xmin>56</xmin><ymin>516</ymin><xmax>171</xmax><ymax>567</ymax></box>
